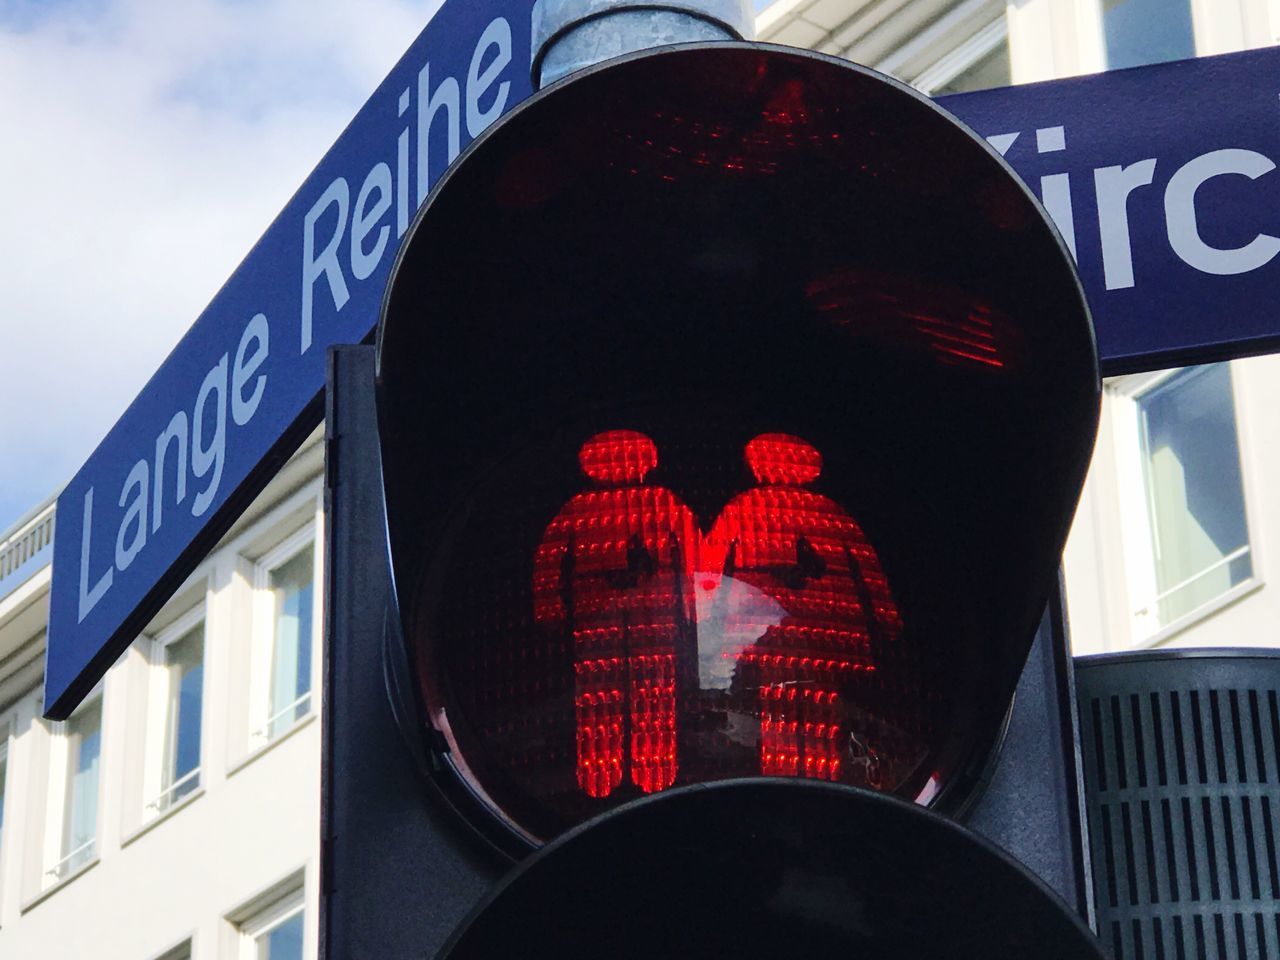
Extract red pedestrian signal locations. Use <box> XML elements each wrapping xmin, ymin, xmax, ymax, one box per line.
<box><xmin>511</xmin><ymin>428</ymin><xmax>916</xmax><ymax>803</ymax></box>
<box><xmin>533</xmin><ymin>429</ymin><xmax>692</xmax><ymax>799</ymax></box>
<box><xmin>706</xmin><ymin>432</ymin><xmax>905</xmax><ymax>788</ymax></box>
<box><xmin>376</xmin><ymin>41</ymin><xmax>1098</xmax><ymax>854</ymax></box>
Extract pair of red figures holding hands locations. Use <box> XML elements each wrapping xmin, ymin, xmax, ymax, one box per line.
<box><xmin>533</xmin><ymin>429</ymin><xmax>904</xmax><ymax>799</ymax></box>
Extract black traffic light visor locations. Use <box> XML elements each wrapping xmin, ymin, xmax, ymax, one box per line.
<box><xmin>377</xmin><ymin>43</ymin><xmax>1100</xmax><ymax>844</ymax></box>
<box><xmin>438</xmin><ymin>778</ymin><xmax>1106</xmax><ymax>959</ymax></box>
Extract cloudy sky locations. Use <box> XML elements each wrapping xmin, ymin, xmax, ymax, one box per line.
<box><xmin>0</xmin><ymin>0</ymin><xmax>446</xmax><ymax>533</ymax></box>
<box><xmin>0</xmin><ymin>0</ymin><xmax>774</xmax><ymax>535</ymax></box>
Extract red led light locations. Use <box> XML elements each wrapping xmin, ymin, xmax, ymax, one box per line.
<box><xmin>534</xmin><ymin>430</ymin><xmax>694</xmax><ymax>797</ymax></box>
<box><xmin>761</xmin><ymin>78</ymin><xmax>810</xmax><ymax>126</ymax></box>
<box><xmin>742</xmin><ymin>432</ymin><xmax>823</xmax><ymax>485</ymax></box>
<box><xmin>704</xmin><ymin>433</ymin><xmax>902</xmax><ymax>787</ymax></box>
<box><xmin>526</xmin><ymin>430</ymin><xmax>908</xmax><ymax>802</ymax></box>
<box><xmin>805</xmin><ymin>268</ymin><xmax>1019</xmax><ymax>371</ymax></box>
<box><xmin>420</xmin><ymin>414</ymin><xmax>978</xmax><ymax>839</ymax></box>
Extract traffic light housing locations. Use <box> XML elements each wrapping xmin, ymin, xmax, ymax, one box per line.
<box><xmin>439</xmin><ymin>780</ymin><xmax>1101</xmax><ymax>959</ymax></box>
<box><xmin>323</xmin><ymin>39</ymin><xmax>1103</xmax><ymax>958</ymax></box>
<box><xmin>323</xmin><ymin>346</ymin><xmax>1099</xmax><ymax>957</ymax></box>
<box><xmin>377</xmin><ymin>42</ymin><xmax>1098</xmax><ymax>842</ymax></box>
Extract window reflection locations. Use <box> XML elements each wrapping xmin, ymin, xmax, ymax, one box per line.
<box><xmin>268</xmin><ymin>551</ymin><xmax>314</xmax><ymax>740</ymax></box>
<box><xmin>59</xmin><ymin>699</ymin><xmax>101</xmax><ymax>877</ymax></box>
<box><xmin>1138</xmin><ymin>364</ymin><xmax>1252</xmax><ymax>627</ymax></box>
<box><xmin>1103</xmin><ymin>0</ymin><xmax>1194</xmax><ymax>70</ymax></box>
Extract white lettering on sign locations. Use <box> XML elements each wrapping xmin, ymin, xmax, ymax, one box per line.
<box><xmin>1094</xmin><ymin>159</ymin><xmax>1158</xmax><ymax>291</ymax></box>
<box><xmin>352</xmin><ymin>163</ymin><xmax>393</xmax><ymax>281</ymax></box>
<box><xmin>301</xmin><ymin>178</ymin><xmax>351</xmax><ymax>354</ymax></box>
<box><xmin>78</xmin><ymin>488</ymin><xmax>112</xmax><ymax>622</ymax></box>
<box><xmin>1035</xmin><ymin>126</ymin><xmax>1077</xmax><ymax>260</ymax></box>
<box><xmin>467</xmin><ymin>16</ymin><xmax>513</xmax><ymax>138</ymax></box>
<box><xmin>77</xmin><ymin>312</ymin><xmax>271</xmax><ymax>622</ymax></box>
<box><xmin>985</xmin><ymin>128</ymin><xmax>1280</xmax><ymax>291</ymax></box>
<box><xmin>1165</xmin><ymin>148</ymin><xmax>1280</xmax><ymax>276</ymax></box>
<box><xmin>75</xmin><ymin>16</ymin><xmax>518</xmax><ymax>627</ymax></box>
<box><xmin>153</xmin><ymin>412</ymin><xmax>188</xmax><ymax>534</ymax></box>
<box><xmin>301</xmin><ymin>15</ymin><xmax>513</xmax><ymax>354</ymax></box>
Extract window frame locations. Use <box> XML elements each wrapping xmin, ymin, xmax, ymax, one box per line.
<box><xmin>248</xmin><ymin>526</ymin><xmax>320</xmax><ymax>749</ymax></box>
<box><xmin>1109</xmin><ymin>363</ymin><xmax>1262</xmax><ymax>645</ymax></box>
<box><xmin>42</xmin><ymin>690</ymin><xmax>104</xmax><ymax>887</ymax></box>
<box><xmin>238</xmin><ymin>886</ymin><xmax>306</xmax><ymax>960</ymax></box>
<box><xmin>143</xmin><ymin>604</ymin><xmax>207</xmax><ymax>819</ymax></box>
<box><xmin>850</xmin><ymin>0</ymin><xmax>1010</xmax><ymax>95</ymax></box>
<box><xmin>912</xmin><ymin>13</ymin><xmax>1010</xmax><ymax>96</ymax></box>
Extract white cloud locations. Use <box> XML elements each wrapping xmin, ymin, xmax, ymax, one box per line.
<box><xmin>0</xmin><ymin>0</ymin><xmax>442</xmax><ymax>530</ymax></box>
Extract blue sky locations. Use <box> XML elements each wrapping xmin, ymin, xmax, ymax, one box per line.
<box><xmin>0</xmin><ymin>0</ymin><xmax>442</xmax><ymax>532</ymax></box>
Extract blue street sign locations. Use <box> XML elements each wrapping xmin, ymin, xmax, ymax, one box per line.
<box><xmin>45</xmin><ymin>29</ymin><xmax>1280</xmax><ymax>717</ymax></box>
<box><xmin>45</xmin><ymin>0</ymin><xmax>535</xmax><ymax>717</ymax></box>
<box><xmin>940</xmin><ymin>45</ymin><xmax>1280</xmax><ymax>374</ymax></box>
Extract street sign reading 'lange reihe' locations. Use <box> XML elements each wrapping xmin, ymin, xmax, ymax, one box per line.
<box><xmin>44</xmin><ymin>19</ymin><xmax>1280</xmax><ymax>717</ymax></box>
<box><xmin>45</xmin><ymin>0</ymin><xmax>536</xmax><ymax>717</ymax></box>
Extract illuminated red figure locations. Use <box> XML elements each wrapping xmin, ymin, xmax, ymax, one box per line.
<box><xmin>533</xmin><ymin>431</ymin><xmax>698</xmax><ymax>798</ymax></box>
<box><xmin>705</xmin><ymin>434</ymin><xmax>903</xmax><ymax>784</ymax></box>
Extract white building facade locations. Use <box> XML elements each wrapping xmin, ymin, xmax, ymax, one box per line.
<box><xmin>0</xmin><ymin>2</ymin><xmax>1277</xmax><ymax>957</ymax></box>
<box><xmin>0</xmin><ymin>435</ymin><xmax>323</xmax><ymax>960</ymax></box>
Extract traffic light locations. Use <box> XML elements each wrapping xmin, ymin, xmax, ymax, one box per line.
<box><xmin>322</xmin><ymin>37</ymin><xmax>1103</xmax><ymax>958</ymax></box>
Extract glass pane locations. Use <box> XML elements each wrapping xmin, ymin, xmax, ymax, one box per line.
<box><xmin>934</xmin><ymin>39</ymin><xmax>1010</xmax><ymax>95</ymax></box>
<box><xmin>269</xmin><ymin>549</ymin><xmax>314</xmax><ymax>738</ymax></box>
<box><xmin>257</xmin><ymin>910</ymin><xmax>304</xmax><ymax>960</ymax></box>
<box><xmin>1140</xmin><ymin>364</ymin><xmax>1251</xmax><ymax>625</ymax></box>
<box><xmin>63</xmin><ymin>699</ymin><xmax>102</xmax><ymax>867</ymax></box>
<box><xmin>1103</xmin><ymin>0</ymin><xmax>1194</xmax><ymax>70</ymax></box>
<box><xmin>163</xmin><ymin>623</ymin><xmax>204</xmax><ymax>805</ymax></box>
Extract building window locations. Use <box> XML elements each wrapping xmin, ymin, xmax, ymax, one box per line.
<box><xmin>1102</xmin><ymin>0</ymin><xmax>1194</xmax><ymax>70</ymax></box>
<box><xmin>1130</xmin><ymin>364</ymin><xmax>1252</xmax><ymax>633</ymax></box>
<box><xmin>47</xmin><ymin>696</ymin><xmax>102</xmax><ymax>882</ymax></box>
<box><xmin>253</xmin><ymin>531</ymin><xmax>317</xmax><ymax>745</ymax></box>
<box><xmin>267</xmin><ymin>549</ymin><xmax>314</xmax><ymax>739</ymax></box>
<box><xmin>240</xmin><ymin>890</ymin><xmax>305</xmax><ymax>960</ymax></box>
<box><xmin>147</xmin><ymin>610</ymin><xmax>205</xmax><ymax>815</ymax></box>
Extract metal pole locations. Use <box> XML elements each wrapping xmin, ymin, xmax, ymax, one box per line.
<box><xmin>531</xmin><ymin>0</ymin><xmax>755</xmax><ymax>89</ymax></box>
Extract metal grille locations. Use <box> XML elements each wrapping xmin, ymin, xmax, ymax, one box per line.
<box><xmin>1078</xmin><ymin>651</ymin><xmax>1280</xmax><ymax>959</ymax></box>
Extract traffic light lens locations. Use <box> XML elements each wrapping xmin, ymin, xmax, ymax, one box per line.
<box><xmin>525</xmin><ymin>430</ymin><xmax>920</xmax><ymax>804</ymax></box>
<box><xmin>422</xmin><ymin>423</ymin><xmax>949</xmax><ymax>841</ymax></box>
<box><xmin>379</xmin><ymin>43</ymin><xmax>1099</xmax><ymax>849</ymax></box>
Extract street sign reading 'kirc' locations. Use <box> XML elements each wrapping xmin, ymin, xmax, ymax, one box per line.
<box><xmin>44</xmin><ymin>3</ymin><xmax>1280</xmax><ymax>717</ymax></box>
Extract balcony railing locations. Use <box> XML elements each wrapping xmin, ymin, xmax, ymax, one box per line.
<box><xmin>0</xmin><ymin>498</ymin><xmax>56</xmax><ymax>604</ymax></box>
<box><xmin>1133</xmin><ymin>544</ymin><xmax>1252</xmax><ymax>627</ymax></box>
<box><xmin>250</xmin><ymin>691</ymin><xmax>313</xmax><ymax>746</ymax></box>
<box><xmin>146</xmin><ymin>767</ymin><xmax>202</xmax><ymax>815</ymax></box>
<box><xmin>45</xmin><ymin>838</ymin><xmax>95</xmax><ymax>883</ymax></box>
